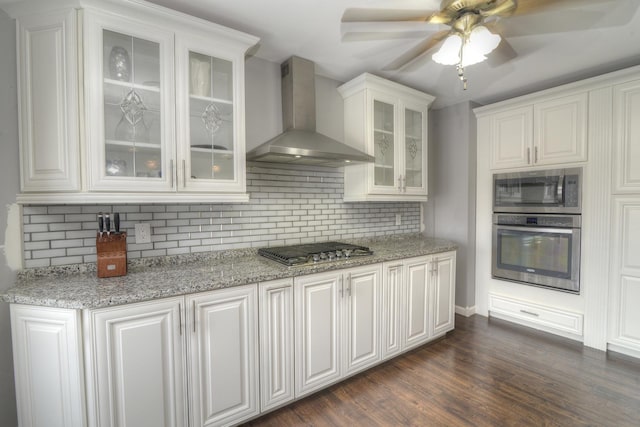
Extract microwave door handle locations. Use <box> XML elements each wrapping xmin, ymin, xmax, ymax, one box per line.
<box><xmin>556</xmin><ymin>175</ymin><xmax>565</xmax><ymax>203</ymax></box>
<box><xmin>497</xmin><ymin>225</ymin><xmax>575</xmax><ymax>234</ymax></box>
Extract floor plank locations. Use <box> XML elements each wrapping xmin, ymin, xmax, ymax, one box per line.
<box><xmin>243</xmin><ymin>314</ymin><xmax>640</xmax><ymax>426</ymax></box>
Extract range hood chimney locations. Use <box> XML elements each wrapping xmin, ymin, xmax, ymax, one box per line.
<box><xmin>246</xmin><ymin>56</ymin><xmax>374</xmax><ymax>167</ymax></box>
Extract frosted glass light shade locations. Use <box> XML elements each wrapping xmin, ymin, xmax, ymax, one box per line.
<box><xmin>432</xmin><ymin>25</ymin><xmax>501</xmax><ymax>67</ymax></box>
<box><xmin>432</xmin><ymin>34</ymin><xmax>462</xmax><ymax>65</ymax></box>
<box><xmin>469</xmin><ymin>25</ymin><xmax>501</xmax><ymax>55</ymax></box>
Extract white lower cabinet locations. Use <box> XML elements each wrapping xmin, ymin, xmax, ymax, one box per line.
<box><xmin>382</xmin><ymin>251</ymin><xmax>457</xmax><ymax>356</ymax></box>
<box><xmin>10</xmin><ymin>252</ymin><xmax>457</xmax><ymax>426</ymax></box>
<box><xmin>83</xmin><ymin>297</ymin><xmax>187</xmax><ymax>427</ymax></box>
<box><xmin>258</xmin><ymin>279</ymin><xmax>294</xmax><ymax>412</ymax></box>
<box><xmin>432</xmin><ymin>252</ymin><xmax>456</xmax><ymax>337</ymax></box>
<box><xmin>84</xmin><ymin>285</ymin><xmax>258</xmax><ymax>427</ymax></box>
<box><xmin>10</xmin><ymin>305</ymin><xmax>86</xmax><ymax>427</ymax></box>
<box><xmin>187</xmin><ymin>286</ymin><xmax>259</xmax><ymax>427</ymax></box>
<box><xmin>294</xmin><ymin>264</ymin><xmax>382</xmax><ymax>397</ymax></box>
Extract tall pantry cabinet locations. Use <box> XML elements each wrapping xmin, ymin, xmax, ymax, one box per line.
<box><xmin>608</xmin><ymin>78</ymin><xmax>640</xmax><ymax>358</ymax></box>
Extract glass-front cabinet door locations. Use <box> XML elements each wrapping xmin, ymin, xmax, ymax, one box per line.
<box><xmin>84</xmin><ymin>11</ymin><xmax>175</xmax><ymax>191</ymax></box>
<box><xmin>403</xmin><ymin>101</ymin><xmax>428</xmax><ymax>195</ymax></box>
<box><xmin>176</xmin><ymin>34</ymin><xmax>246</xmax><ymax>194</ymax></box>
<box><xmin>369</xmin><ymin>91</ymin><xmax>400</xmax><ymax>194</ymax></box>
<box><xmin>373</xmin><ymin>99</ymin><xmax>396</xmax><ymax>188</ymax></box>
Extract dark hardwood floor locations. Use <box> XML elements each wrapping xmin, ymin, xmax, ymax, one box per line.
<box><xmin>243</xmin><ymin>314</ymin><xmax>640</xmax><ymax>427</ymax></box>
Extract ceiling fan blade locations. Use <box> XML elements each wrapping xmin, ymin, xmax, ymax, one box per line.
<box><xmin>479</xmin><ymin>0</ymin><xmax>517</xmax><ymax>17</ymax></box>
<box><xmin>383</xmin><ymin>30</ymin><xmax>450</xmax><ymax>71</ymax></box>
<box><xmin>486</xmin><ymin>38</ymin><xmax>518</xmax><ymax>68</ymax></box>
<box><xmin>512</xmin><ymin>0</ymin><xmax>617</xmax><ymax>16</ymax></box>
<box><xmin>342</xmin><ymin>31</ymin><xmax>433</xmax><ymax>42</ymax></box>
<box><xmin>498</xmin><ymin>4</ymin><xmax>629</xmax><ymax>38</ymax></box>
<box><xmin>341</xmin><ymin>8</ymin><xmax>450</xmax><ymax>24</ymax></box>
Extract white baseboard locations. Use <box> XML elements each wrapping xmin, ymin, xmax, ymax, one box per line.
<box><xmin>608</xmin><ymin>342</ymin><xmax>640</xmax><ymax>360</ymax></box>
<box><xmin>455</xmin><ymin>305</ymin><xmax>476</xmax><ymax>317</ymax></box>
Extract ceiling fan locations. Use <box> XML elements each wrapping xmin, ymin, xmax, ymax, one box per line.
<box><xmin>341</xmin><ymin>0</ymin><xmax>620</xmax><ymax>89</ymax></box>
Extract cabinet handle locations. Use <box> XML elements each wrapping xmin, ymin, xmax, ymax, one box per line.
<box><xmin>347</xmin><ymin>274</ymin><xmax>352</xmax><ymax>297</ymax></box>
<box><xmin>339</xmin><ymin>276</ymin><xmax>344</xmax><ymax>298</ymax></box>
<box><xmin>169</xmin><ymin>159</ymin><xmax>174</xmax><ymax>188</ymax></box>
<box><xmin>178</xmin><ymin>303</ymin><xmax>182</xmax><ymax>336</ymax></box>
<box><xmin>534</xmin><ymin>146</ymin><xmax>538</xmax><ymax>163</ymax></box>
<box><xmin>401</xmin><ymin>175</ymin><xmax>406</xmax><ymax>192</ymax></box>
<box><xmin>388</xmin><ymin>264</ymin><xmax>403</xmax><ymax>269</ymax></box>
<box><xmin>527</xmin><ymin>147</ymin><xmax>531</xmax><ymax>164</ymax></box>
<box><xmin>182</xmin><ymin>159</ymin><xmax>187</xmax><ymax>188</ymax></box>
<box><xmin>192</xmin><ymin>301</ymin><xmax>196</xmax><ymax>333</ymax></box>
<box><xmin>520</xmin><ymin>309</ymin><xmax>539</xmax><ymax>317</ymax></box>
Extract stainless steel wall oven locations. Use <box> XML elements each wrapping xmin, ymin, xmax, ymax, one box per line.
<box><xmin>492</xmin><ymin>214</ymin><xmax>581</xmax><ymax>293</ymax></box>
<box><xmin>492</xmin><ymin>167</ymin><xmax>582</xmax><ymax>293</ymax></box>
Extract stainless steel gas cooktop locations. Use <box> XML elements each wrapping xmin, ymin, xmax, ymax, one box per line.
<box><xmin>258</xmin><ymin>241</ymin><xmax>373</xmax><ymax>266</ymax></box>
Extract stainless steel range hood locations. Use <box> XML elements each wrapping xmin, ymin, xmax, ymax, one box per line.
<box><xmin>246</xmin><ymin>56</ymin><xmax>374</xmax><ymax>167</ymax></box>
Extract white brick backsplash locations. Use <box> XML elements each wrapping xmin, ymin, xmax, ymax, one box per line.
<box><xmin>21</xmin><ymin>163</ymin><xmax>421</xmax><ymax>267</ymax></box>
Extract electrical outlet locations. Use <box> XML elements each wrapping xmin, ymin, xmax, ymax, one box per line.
<box><xmin>395</xmin><ymin>213</ymin><xmax>401</xmax><ymax>226</ymax></box>
<box><xmin>135</xmin><ymin>223</ymin><xmax>151</xmax><ymax>244</ymax></box>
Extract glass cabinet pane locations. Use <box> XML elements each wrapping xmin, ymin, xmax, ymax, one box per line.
<box><xmin>404</xmin><ymin>108</ymin><xmax>424</xmax><ymax>188</ymax></box>
<box><xmin>373</xmin><ymin>100</ymin><xmax>395</xmax><ymax>187</ymax></box>
<box><xmin>102</xmin><ymin>30</ymin><xmax>162</xmax><ymax>178</ymax></box>
<box><xmin>188</xmin><ymin>51</ymin><xmax>234</xmax><ymax>181</ymax></box>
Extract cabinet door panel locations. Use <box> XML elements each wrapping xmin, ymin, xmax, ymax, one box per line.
<box><xmin>188</xmin><ymin>286</ymin><xmax>258</xmax><ymax>427</ymax></box>
<box><xmin>175</xmin><ymin>33</ymin><xmax>247</xmax><ymax>193</ymax></box>
<box><xmin>18</xmin><ymin>10</ymin><xmax>80</xmax><ymax>192</ymax></box>
<box><xmin>369</xmin><ymin>90</ymin><xmax>400</xmax><ymax>194</ymax></box>
<box><xmin>382</xmin><ymin>263</ymin><xmax>403</xmax><ymax>359</ymax></box>
<box><xmin>85</xmin><ymin>298</ymin><xmax>186</xmax><ymax>427</ymax></box>
<box><xmin>11</xmin><ymin>305</ymin><xmax>85</xmax><ymax>427</ymax></box>
<box><xmin>404</xmin><ymin>258</ymin><xmax>431</xmax><ymax>349</ymax></box>
<box><xmin>534</xmin><ymin>93</ymin><xmax>587</xmax><ymax>165</ymax></box>
<box><xmin>613</xmin><ymin>80</ymin><xmax>640</xmax><ymax>192</ymax></box>
<box><xmin>259</xmin><ymin>279</ymin><xmax>294</xmax><ymax>412</ymax></box>
<box><xmin>343</xmin><ymin>265</ymin><xmax>381</xmax><ymax>375</ymax></box>
<box><xmin>402</xmin><ymin>101</ymin><xmax>428</xmax><ymax>196</ymax></box>
<box><xmin>83</xmin><ymin>10</ymin><xmax>175</xmax><ymax>192</ymax></box>
<box><xmin>294</xmin><ymin>272</ymin><xmax>341</xmax><ymax>397</ymax></box>
<box><xmin>432</xmin><ymin>253</ymin><xmax>456</xmax><ymax>336</ymax></box>
<box><xmin>490</xmin><ymin>106</ymin><xmax>533</xmax><ymax>170</ymax></box>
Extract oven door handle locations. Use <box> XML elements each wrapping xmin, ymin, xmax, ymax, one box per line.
<box><xmin>556</xmin><ymin>175</ymin><xmax>565</xmax><ymax>203</ymax></box>
<box><xmin>496</xmin><ymin>225</ymin><xmax>575</xmax><ymax>234</ymax></box>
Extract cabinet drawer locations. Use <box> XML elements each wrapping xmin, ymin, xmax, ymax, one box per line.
<box><xmin>489</xmin><ymin>294</ymin><xmax>583</xmax><ymax>337</ymax></box>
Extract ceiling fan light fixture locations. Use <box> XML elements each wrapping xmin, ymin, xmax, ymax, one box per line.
<box><xmin>432</xmin><ymin>24</ymin><xmax>501</xmax><ymax>67</ymax></box>
<box><xmin>469</xmin><ymin>25</ymin><xmax>501</xmax><ymax>56</ymax></box>
<box><xmin>432</xmin><ymin>34</ymin><xmax>462</xmax><ymax>65</ymax></box>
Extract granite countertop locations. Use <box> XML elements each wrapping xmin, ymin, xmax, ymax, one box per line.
<box><xmin>2</xmin><ymin>234</ymin><xmax>457</xmax><ymax>309</ymax></box>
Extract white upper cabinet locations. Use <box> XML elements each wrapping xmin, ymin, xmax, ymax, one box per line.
<box><xmin>84</xmin><ymin>10</ymin><xmax>175</xmax><ymax>193</ymax></box>
<box><xmin>484</xmin><ymin>92</ymin><xmax>588</xmax><ymax>170</ymax></box>
<box><xmin>613</xmin><ymin>79</ymin><xmax>640</xmax><ymax>193</ymax></box>
<box><xmin>339</xmin><ymin>73</ymin><xmax>434</xmax><ymax>202</ymax></box>
<box><xmin>16</xmin><ymin>9</ymin><xmax>81</xmax><ymax>193</ymax></box>
<box><xmin>175</xmin><ymin>32</ymin><xmax>247</xmax><ymax>194</ymax></box>
<box><xmin>9</xmin><ymin>1</ymin><xmax>258</xmax><ymax>204</ymax></box>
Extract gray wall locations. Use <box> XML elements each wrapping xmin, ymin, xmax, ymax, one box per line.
<box><xmin>0</xmin><ymin>9</ymin><xmax>19</xmax><ymax>427</ymax></box>
<box><xmin>426</xmin><ymin>102</ymin><xmax>477</xmax><ymax>310</ymax></box>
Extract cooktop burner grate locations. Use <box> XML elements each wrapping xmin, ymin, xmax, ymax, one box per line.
<box><xmin>258</xmin><ymin>241</ymin><xmax>373</xmax><ymax>266</ymax></box>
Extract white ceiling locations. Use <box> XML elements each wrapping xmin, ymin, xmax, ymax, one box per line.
<box><xmin>148</xmin><ymin>0</ymin><xmax>640</xmax><ymax>109</ymax></box>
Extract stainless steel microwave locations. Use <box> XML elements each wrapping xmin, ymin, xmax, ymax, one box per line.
<box><xmin>493</xmin><ymin>167</ymin><xmax>582</xmax><ymax>214</ymax></box>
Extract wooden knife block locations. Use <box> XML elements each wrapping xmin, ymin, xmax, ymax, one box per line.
<box><xmin>96</xmin><ymin>233</ymin><xmax>127</xmax><ymax>278</ymax></box>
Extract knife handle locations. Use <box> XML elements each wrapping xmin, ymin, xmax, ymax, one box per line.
<box><xmin>105</xmin><ymin>213</ymin><xmax>111</xmax><ymax>235</ymax></box>
<box><xmin>98</xmin><ymin>213</ymin><xmax>104</xmax><ymax>236</ymax></box>
<box><xmin>113</xmin><ymin>213</ymin><xmax>120</xmax><ymax>234</ymax></box>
